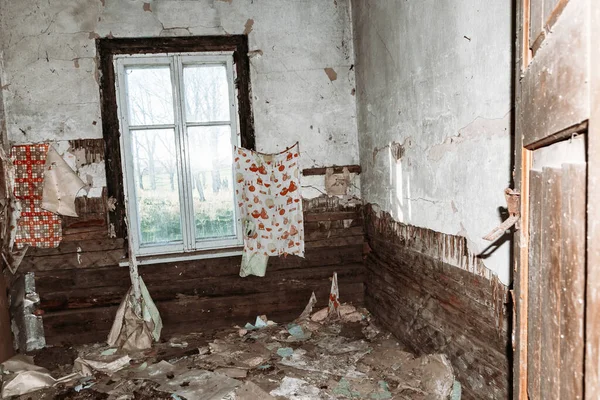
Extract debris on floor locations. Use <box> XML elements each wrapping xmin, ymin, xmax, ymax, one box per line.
<box><xmin>0</xmin><ymin>354</ymin><xmax>80</xmax><ymax>398</ymax></box>
<box><xmin>6</xmin><ymin>295</ymin><xmax>458</xmax><ymax>399</ymax></box>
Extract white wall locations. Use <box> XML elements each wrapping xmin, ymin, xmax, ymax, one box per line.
<box><xmin>351</xmin><ymin>1</ymin><xmax>513</xmax><ymax>284</ymax></box>
<box><xmin>0</xmin><ymin>0</ymin><xmax>514</xmax><ymax>282</ymax></box>
<box><xmin>0</xmin><ymin>0</ymin><xmax>359</xmax><ymax>197</ymax></box>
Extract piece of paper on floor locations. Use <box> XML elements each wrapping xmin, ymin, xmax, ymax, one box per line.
<box><xmin>0</xmin><ymin>354</ymin><xmax>79</xmax><ymax>398</ymax></box>
<box><xmin>269</xmin><ymin>377</ymin><xmax>322</xmax><ymax>399</ymax></box>
<box><xmin>233</xmin><ymin>381</ymin><xmax>276</xmax><ymax>400</ymax></box>
<box><xmin>41</xmin><ymin>145</ymin><xmax>87</xmax><ymax>217</ymax></box>
<box><xmin>74</xmin><ymin>354</ymin><xmax>131</xmax><ymax>376</ymax></box>
<box><xmin>157</xmin><ymin>369</ymin><xmax>240</xmax><ymax>400</ymax></box>
<box><xmin>297</xmin><ymin>291</ymin><xmax>317</xmax><ymax>321</ymax></box>
<box><xmin>2</xmin><ymin>370</ymin><xmax>56</xmax><ymax>398</ymax></box>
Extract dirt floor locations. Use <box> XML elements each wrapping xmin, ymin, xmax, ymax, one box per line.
<box><xmin>3</xmin><ymin>304</ymin><xmax>459</xmax><ymax>400</ymax></box>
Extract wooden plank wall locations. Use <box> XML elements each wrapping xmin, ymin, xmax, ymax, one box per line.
<box><xmin>363</xmin><ymin>204</ymin><xmax>509</xmax><ymax>400</ymax></box>
<box><xmin>527</xmin><ymin>171</ymin><xmax>543</xmax><ymax>399</ymax></box>
<box><xmin>0</xmin><ymin>272</ymin><xmax>14</xmax><ymax>362</ymax></box>
<box><xmin>22</xmin><ymin>196</ymin><xmax>364</xmax><ymax>345</ymax></box>
<box><xmin>0</xmin><ymin>121</ymin><xmax>15</xmax><ymax>361</ymax></box>
<box><xmin>15</xmin><ymin>141</ymin><xmax>365</xmax><ymax>345</ymax></box>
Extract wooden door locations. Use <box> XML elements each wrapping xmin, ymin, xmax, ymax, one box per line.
<box><xmin>514</xmin><ymin>0</ymin><xmax>599</xmax><ymax>399</ymax></box>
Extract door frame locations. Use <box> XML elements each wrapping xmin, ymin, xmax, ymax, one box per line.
<box><xmin>513</xmin><ymin>2</ymin><xmax>529</xmax><ymax>397</ymax></box>
<box><xmin>586</xmin><ymin>2</ymin><xmax>600</xmax><ymax>399</ymax></box>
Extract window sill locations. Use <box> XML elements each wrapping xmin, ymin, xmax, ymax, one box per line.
<box><xmin>118</xmin><ymin>246</ymin><xmax>243</xmax><ymax>267</ymax></box>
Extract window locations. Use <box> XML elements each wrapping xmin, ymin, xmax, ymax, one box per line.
<box><xmin>98</xmin><ymin>37</ymin><xmax>254</xmax><ymax>257</ymax></box>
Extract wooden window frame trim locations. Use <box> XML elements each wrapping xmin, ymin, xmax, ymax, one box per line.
<box><xmin>97</xmin><ymin>36</ymin><xmax>255</xmax><ymax>239</ymax></box>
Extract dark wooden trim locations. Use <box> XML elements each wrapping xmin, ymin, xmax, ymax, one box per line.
<box><xmin>96</xmin><ymin>36</ymin><xmax>255</xmax><ymax>238</ymax></box>
<box><xmin>530</xmin><ymin>30</ymin><xmax>546</xmax><ymax>58</ymax></box>
<box><xmin>515</xmin><ymin>1</ymin><xmax>528</xmax><ymax>397</ymax></box>
<box><xmin>524</xmin><ymin>120</ymin><xmax>588</xmax><ymax>151</ymax></box>
<box><xmin>97</xmin><ymin>42</ymin><xmax>125</xmax><ymax>238</ymax></box>
<box><xmin>231</xmin><ymin>37</ymin><xmax>255</xmax><ymax>150</ymax></box>
<box><xmin>302</xmin><ymin>164</ymin><xmax>361</xmax><ymax>176</ymax></box>
<box><xmin>97</xmin><ymin>36</ymin><xmax>248</xmax><ymax>55</ymax></box>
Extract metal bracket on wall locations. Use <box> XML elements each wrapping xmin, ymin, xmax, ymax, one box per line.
<box><xmin>483</xmin><ymin>188</ymin><xmax>521</xmax><ymax>241</ymax></box>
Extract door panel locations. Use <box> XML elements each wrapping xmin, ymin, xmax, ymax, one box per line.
<box><xmin>559</xmin><ymin>164</ymin><xmax>586</xmax><ymax>399</ymax></box>
<box><xmin>521</xmin><ymin>0</ymin><xmax>588</xmax><ymax>147</ymax></box>
<box><xmin>526</xmin><ymin>162</ymin><xmax>586</xmax><ymax>399</ymax></box>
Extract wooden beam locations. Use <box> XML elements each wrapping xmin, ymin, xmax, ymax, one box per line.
<box><xmin>515</xmin><ymin>147</ymin><xmax>532</xmax><ymax>399</ymax></box>
<box><xmin>0</xmin><ymin>272</ymin><xmax>13</xmax><ymax>362</ymax></box>
<box><xmin>515</xmin><ymin>0</ymin><xmax>531</xmax><ymax>395</ymax></box>
<box><xmin>527</xmin><ymin>171</ymin><xmax>542</xmax><ymax>398</ymax></box>
<box><xmin>302</xmin><ymin>165</ymin><xmax>361</xmax><ymax>176</ymax></box>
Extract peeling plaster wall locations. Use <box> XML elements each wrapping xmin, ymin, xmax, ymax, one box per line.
<box><xmin>0</xmin><ymin>0</ymin><xmax>359</xmax><ymax>197</ymax></box>
<box><xmin>0</xmin><ymin>80</ymin><xmax>6</xmax><ymax>149</ymax></box>
<box><xmin>351</xmin><ymin>1</ymin><xmax>513</xmax><ymax>284</ymax></box>
<box><xmin>0</xmin><ymin>49</ymin><xmax>7</xmax><ymax>149</ymax></box>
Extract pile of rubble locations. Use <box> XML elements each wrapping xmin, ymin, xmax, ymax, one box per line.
<box><xmin>0</xmin><ymin>285</ymin><xmax>460</xmax><ymax>399</ymax></box>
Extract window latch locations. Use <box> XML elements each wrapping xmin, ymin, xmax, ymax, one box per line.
<box><xmin>482</xmin><ymin>188</ymin><xmax>521</xmax><ymax>241</ymax></box>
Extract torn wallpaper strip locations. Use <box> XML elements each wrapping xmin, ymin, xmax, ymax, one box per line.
<box><xmin>0</xmin><ymin>147</ymin><xmax>28</xmax><ymax>273</ymax></box>
<box><xmin>10</xmin><ymin>144</ymin><xmax>62</xmax><ymax>249</ymax></box>
<box><xmin>234</xmin><ymin>143</ymin><xmax>304</xmax><ymax>277</ymax></box>
<box><xmin>41</xmin><ymin>145</ymin><xmax>87</xmax><ymax>217</ymax></box>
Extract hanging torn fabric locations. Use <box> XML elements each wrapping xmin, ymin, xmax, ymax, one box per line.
<box><xmin>10</xmin><ymin>144</ymin><xmax>62</xmax><ymax>249</ymax></box>
<box><xmin>41</xmin><ymin>145</ymin><xmax>87</xmax><ymax>217</ymax></box>
<box><xmin>240</xmin><ymin>250</ymin><xmax>270</xmax><ymax>278</ymax></box>
<box><xmin>234</xmin><ymin>143</ymin><xmax>304</xmax><ymax>277</ymax></box>
<box><xmin>107</xmin><ymin>276</ymin><xmax>163</xmax><ymax>351</ymax></box>
<box><xmin>328</xmin><ymin>272</ymin><xmax>340</xmax><ymax>317</ymax></box>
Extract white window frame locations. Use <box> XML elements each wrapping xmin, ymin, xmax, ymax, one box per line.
<box><xmin>114</xmin><ymin>52</ymin><xmax>243</xmax><ymax>257</ymax></box>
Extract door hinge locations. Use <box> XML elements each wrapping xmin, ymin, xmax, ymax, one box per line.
<box><xmin>483</xmin><ymin>188</ymin><xmax>521</xmax><ymax>241</ymax></box>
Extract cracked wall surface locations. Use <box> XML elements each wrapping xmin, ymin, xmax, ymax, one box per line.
<box><xmin>0</xmin><ymin>0</ymin><xmax>359</xmax><ymax>197</ymax></box>
<box><xmin>0</xmin><ymin>40</ymin><xmax>6</xmax><ymax>149</ymax></box>
<box><xmin>351</xmin><ymin>1</ymin><xmax>513</xmax><ymax>284</ymax></box>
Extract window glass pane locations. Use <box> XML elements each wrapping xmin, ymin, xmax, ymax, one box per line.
<box><xmin>183</xmin><ymin>64</ymin><xmax>231</xmax><ymax>123</ymax></box>
<box><xmin>131</xmin><ymin>128</ymin><xmax>183</xmax><ymax>245</ymax></box>
<box><xmin>125</xmin><ymin>66</ymin><xmax>174</xmax><ymax>126</ymax></box>
<box><xmin>188</xmin><ymin>126</ymin><xmax>236</xmax><ymax>240</ymax></box>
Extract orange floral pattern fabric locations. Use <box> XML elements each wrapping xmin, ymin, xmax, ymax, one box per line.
<box><xmin>234</xmin><ymin>143</ymin><xmax>304</xmax><ymax>258</ymax></box>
